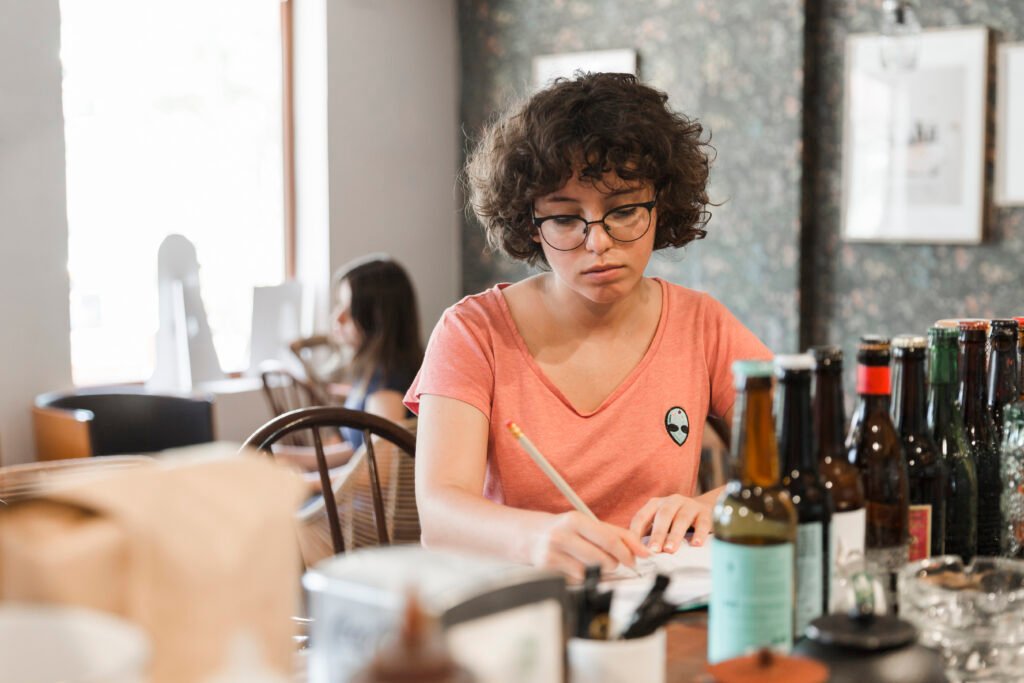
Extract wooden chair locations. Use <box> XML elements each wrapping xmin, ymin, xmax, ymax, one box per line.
<box><xmin>288</xmin><ymin>335</ymin><xmax>346</xmax><ymax>397</ymax></box>
<box><xmin>33</xmin><ymin>388</ymin><xmax>215</xmax><ymax>461</ymax></box>
<box><xmin>241</xmin><ymin>407</ymin><xmax>418</xmax><ymax>564</ymax></box>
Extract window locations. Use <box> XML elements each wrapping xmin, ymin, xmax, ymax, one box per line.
<box><xmin>60</xmin><ymin>0</ymin><xmax>284</xmax><ymax>385</ymax></box>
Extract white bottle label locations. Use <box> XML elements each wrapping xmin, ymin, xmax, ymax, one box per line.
<box><xmin>796</xmin><ymin>521</ymin><xmax>824</xmax><ymax>636</ymax></box>
<box><xmin>829</xmin><ymin>508</ymin><xmax>867</xmax><ymax>611</ymax></box>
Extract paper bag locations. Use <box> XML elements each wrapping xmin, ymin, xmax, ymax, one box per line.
<box><xmin>0</xmin><ymin>445</ymin><xmax>306</xmax><ymax>683</ymax></box>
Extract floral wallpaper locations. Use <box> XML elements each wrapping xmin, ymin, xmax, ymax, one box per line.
<box><xmin>808</xmin><ymin>0</ymin><xmax>1024</xmax><ymax>398</ymax></box>
<box><xmin>458</xmin><ymin>0</ymin><xmax>1024</xmax><ymax>385</ymax></box>
<box><xmin>457</xmin><ymin>0</ymin><xmax>805</xmax><ymax>354</ymax></box>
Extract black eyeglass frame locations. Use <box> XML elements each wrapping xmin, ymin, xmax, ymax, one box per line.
<box><xmin>530</xmin><ymin>195</ymin><xmax>658</xmax><ymax>251</ymax></box>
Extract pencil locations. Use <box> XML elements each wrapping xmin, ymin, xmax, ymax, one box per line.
<box><xmin>506</xmin><ymin>421</ymin><xmax>642</xmax><ymax>577</ymax></box>
<box><xmin>507</xmin><ymin>421</ymin><xmax>598</xmax><ymax>520</ymax></box>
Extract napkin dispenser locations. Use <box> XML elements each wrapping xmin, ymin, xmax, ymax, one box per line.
<box><xmin>303</xmin><ymin>546</ymin><xmax>566</xmax><ymax>683</ymax></box>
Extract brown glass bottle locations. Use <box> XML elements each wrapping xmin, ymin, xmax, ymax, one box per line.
<box><xmin>846</xmin><ymin>336</ymin><xmax>909</xmax><ymax>581</ymax></box>
<box><xmin>988</xmin><ymin>320</ymin><xmax>1020</xmax><ymax>443</ymax></box>
<box><xmin>960</xmin><ymin>322</ymin><xmax>1001</xmax><ymax>557</ymax></box>
<box><xmin>927</xmin><ymin>327</ymin><xmax>977</xmax><ymax>563</ymax></box>
<box><xmin>710</xmin><ymin>361</ymin><xmax>797</xmax><ymax>663</ymax></box>
<box><xmin>891</xmin><ymin>335</ymin><xmax>947</xmax><ymax>561</ymax></box>
<box><xmin>809</xmin><ymin>346</ymin><xmax>865</xmax><ymax>607</ymax></box>
<box><xmin>777</xmin><ymin>355</ymin><xmax>833</xmax><ymax>635</ymax></box>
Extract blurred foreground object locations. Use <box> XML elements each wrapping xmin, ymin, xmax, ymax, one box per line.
<box><xmin>0</xmin><ymin>444</ymin><xmax>306</xmax><ymax>683</ymax></box>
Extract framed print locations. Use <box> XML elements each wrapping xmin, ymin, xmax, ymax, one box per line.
<box><xmin>841</xmin><ymin>27</ymin><xmax>988</xmax><ymax>243</ymax></box>
<box><xmin>996</xmin><ymin>43</ymin><xmax>1024</xmax><ymax>206</ymax></box>
<box><xmin>531</xmin><ymin>49</ymin><xmax>637</xmax><ymax>91</ymax></box>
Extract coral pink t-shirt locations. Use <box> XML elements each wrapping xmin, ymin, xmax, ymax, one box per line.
<box><xmin>404</xmin><ymin>278</ymin><xmax>772</xmax><ymax>528</ymax></box>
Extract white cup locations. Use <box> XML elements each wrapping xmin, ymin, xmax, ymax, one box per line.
<box><xmin>567</xmin><ymin>627</ymin><xmax>666</xmax><ymax>683</ymax></box>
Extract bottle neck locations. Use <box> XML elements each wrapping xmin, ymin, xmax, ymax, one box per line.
<box><xmin>813</xmin><ymin>369</ymin><xmax>847</xmax><ymax>461</ymax></box>
<box><xmin>892</xmin><ymin>353</ymin><xmax>927</xmax><ymax>435</ymax></box>
<box><xmin>927</xmin><ymin>342</ymin><xmax>960</xmax><ymax>435</ymax></box>
<box><xmin>988</xmin><ymin>338</ymin><xmax>1019</xmax><ymax>408</ymax></box>
<box><xmin>958</xmin><ymin>340</ymin><xmax>988</xmax><ymax>420</ymax></box>
<box><xmin>855</xmin><ymin>362</ymin><xmax>891</xmax><ymax>413</ymax></box>
<box><xmin>734</xmin><ymin>384</ymin><xmax>780</xmax><ymax>488</ymax></box>
<box><xmin>778</xmin><ymin>377</ymin><xmax>816</xmax><ymax>473</ymax></box>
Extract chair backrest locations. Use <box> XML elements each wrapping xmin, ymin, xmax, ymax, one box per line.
<box><xmin>288</xmin><ymin>335</ymin><xmax>345</xmax><ymax>396</ymax></box>
<box><xmin>259</xmin><ymin>369</ymin><xmax>330</xmax><ymax>447</ymax></box>
<box><xmin>241</xmin><ymin>407</ymin><xmax>417</xmax><ymax>562</ymax></box>
<box><xmin>34</xmin><ymin>388</ymin><xmax>215</xmax><ymax>459</ymax></box>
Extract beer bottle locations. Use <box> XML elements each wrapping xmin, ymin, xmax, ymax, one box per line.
<box><xmin>710</xmin><ymin>361</ymin><xmax>797</xmax><ymax>663</ymax></box>
<box><xmin>809</xmin><ymin>346</ymin><xmax>866</xmax><ymax>608</ymax></box>
<box><xmin>776</xmin><ymin>355</ymin><xmax>833</xmax><ymax>635</ymax></box>
<box><xmin>891</xmin><ymin>335</ymin><xmax>947</xmax><ymax>560</ymax></box>
<box><xmin>846</xmin><ymin>336</ymin><xmax>909</xmax><ymax>594</ymax></box>
<box><xmin>927</xmin><ymin>327</ymin><xmax>977</xmax><ymax>563</ymax></box>
<box><xmin>1016</xmin><ymin>317</ymin><xmax>1024</xmax><ymax>402</ymax></box>
<box><xmin>988</xmin><ymin>320</ymin><xmax>1020</xmax><ymax>442</ymax></box>
<box><xmin>959</xmin><ymin>321</ymin><xmax>1001</xmax><ymax>557</ymax></box>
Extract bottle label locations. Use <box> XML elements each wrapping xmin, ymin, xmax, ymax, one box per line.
<box><xmin>795</xmin><ymin>522</ymin><xmax>824</xmax><ymax>637</ymax></box>
<box><xmin>908</xmin><ymin>504</ymin><xmax>932</xmax><ymax>561</ymax></box>
<box><xmin>709</xmin><ymin>539</ymin><xmax>793</xmax><ymax>663</ymax></box>
<box><xmin>830</xmin><ymin>508</ymin><xmax>866</xmax><ymax>611</ymax></box>
<box><xmin>856</xmin><ymin>365</ymin><xmax>891</xmax><ymax>395</ymax></box>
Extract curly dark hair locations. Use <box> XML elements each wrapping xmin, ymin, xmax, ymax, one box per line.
<box><xmin>464</xmin><ymin>72</ymin><xmax>714</xmax><ymax>267</ymax></box>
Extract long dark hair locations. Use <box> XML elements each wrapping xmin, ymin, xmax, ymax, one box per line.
<box><xmin>334</xmin><ymin>256</ymin><xmax>424</xmax><ymax>392</ymax></box>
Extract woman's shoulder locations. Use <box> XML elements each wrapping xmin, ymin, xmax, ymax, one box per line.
<box><xmin>442</xmin><ymin>283</ymin><xmax>508</xmax><ymax>325</ymax></box>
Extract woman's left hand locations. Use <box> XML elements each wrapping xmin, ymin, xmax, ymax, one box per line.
<box><xmin>628</xmin><ymin>492</ymin><xmax>716</xmax><ymax>553</ymax></box>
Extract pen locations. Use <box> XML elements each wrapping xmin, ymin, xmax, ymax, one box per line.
<box><xmin>506</xmin><ymin>421</ymin><xmax>642</xmax><ymax>578</ymax></box>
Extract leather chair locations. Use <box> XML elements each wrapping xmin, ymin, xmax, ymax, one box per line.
<box><xmin>33</xmin><ymin>387</ymin><xmax>215</xmax><ymax>460</ymax></box>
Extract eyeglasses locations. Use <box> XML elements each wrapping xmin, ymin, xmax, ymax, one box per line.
<box><xmin>531</xmin><ymin>195</ymin><xmax>657</xmax><ymax>251</ymax></box>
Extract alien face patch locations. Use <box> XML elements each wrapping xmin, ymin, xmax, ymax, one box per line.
<box><xmin>665</xmin><ymin>407</ymin><xmax>690</xmax><ymax>447</ymax></box>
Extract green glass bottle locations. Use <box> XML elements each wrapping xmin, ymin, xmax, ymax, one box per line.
<box><xmin>846</xmin><ymin>336</ymin><xmax>909</xmax><ymax>598</ymax></box>
<box><xmin>777</xmin><ymin>355</ymin><xmax>833</xmax><ymax>636</ymax></box>
<box><xmin>960</xmin><ymin>321</ymin><xmax>1001</xmax><ymax>557</ymax></box>
<box><xmin>892</xmin><ymin>335</ymin><xmax>947</xmax><ymax>560</ymax></box>
<box><xmin>710</xmin><ymin>361</ymin><xmax>797</xmax><ymax>663</ymax></box>
<box><xmin>927</xmin><ymin>327</ymin><xmax>977</xmax><ymax>563</ymax></box>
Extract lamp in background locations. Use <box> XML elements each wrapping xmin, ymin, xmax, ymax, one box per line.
<box><xmin>880</xmin><ymin>0</ymin><xmax>922</xmax><ymax>71</ymax></box>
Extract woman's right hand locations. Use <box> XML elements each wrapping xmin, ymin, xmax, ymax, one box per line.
<box><xmin>528</xmin><ymin>511</ymin><xmax>650</xmax><ymax>582</ymax></box>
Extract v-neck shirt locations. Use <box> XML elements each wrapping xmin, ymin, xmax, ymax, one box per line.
<box><xmin>404</xmin><ymin>278</ymin><xmax>772</xmax><ymax>528</ymax></box>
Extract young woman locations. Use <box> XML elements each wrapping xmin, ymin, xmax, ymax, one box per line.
<box><xmin>276</xmin><ymin>255</ymin><xmax>423</xmax><ymax>472</ymax></box>
<box><xmin>404</xmin><ymin>73</ymin><xmax>772</xmax><ymax>580</ymax></box>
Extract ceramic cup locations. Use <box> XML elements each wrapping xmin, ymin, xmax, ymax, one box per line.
<box><xmin>567</xmin><ymin>627</ymin><xmax>666</xmax><ymax>683</ymax></box>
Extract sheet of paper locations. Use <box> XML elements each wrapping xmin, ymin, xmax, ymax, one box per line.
<box><xmin>602</xmin><ymin>541</ymin><xmax>712</xmax><ymax>636</ymax></box>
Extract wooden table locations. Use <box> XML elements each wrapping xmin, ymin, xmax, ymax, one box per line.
<box><xmin>666</xmin><ymin>611</ymin><xmax>710</xmax><ymax>681</ymax></box>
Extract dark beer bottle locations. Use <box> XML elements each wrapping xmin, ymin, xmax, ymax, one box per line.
<box><xmin>809</xmin><ymin>346</ymin><xmax>865</xmax><ymax>608</ymax></box>
<box><xmin>959</xmin><ymin>321</ymin><xmax>1001</xmax><ymax>557</ymax></box>
<box><xmin>988</xmin><ymin>320</ymin><xmax>1020</xmax><ymax>442</ymax></box>
<box><xmin>891</xmin><ymin>335</ymin><xmax>947</xmax><ymax>560</ymax></box>
<box><xmin>846</xmin><ymin>336</ymin><xmax>909</xmax><ymax>589</ymax></box>
<box><xmin>776</xmin><ymin>355</ymin><xmax>833</xmax><ymax>635</ymax></box>
<box><xmin>710</xmin><ymin>361</ymin><xmax>797</xmax><ymax>663</ymax></box>
<box><xmin>927</xmin><ymin>327</ymin><xmax>977</xmax><ymax>563</ymax></box>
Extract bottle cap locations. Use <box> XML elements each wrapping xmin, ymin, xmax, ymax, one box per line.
<box><xmin>774</xmin><ymin>354</ymin><xmax>815</xmax><ymax>377</ymax></box>
<box><xmin>990</xmin><ymin>319</ymin><xmax>1019</xmax><ymax>341</ymax></box>
<box><xmin>857</xmin><ymin>335</ymin><xmax>890</xmax><ymax>352</ymax></box>
<box><xmin>892</xmin><ymin>334</ymin><xmax>926</xmax><ymax>349</ymax></box>
<box><xmin>959</xmin><ymin>321</ymin><xmax>987</xmax><ymax>343</ymax></box>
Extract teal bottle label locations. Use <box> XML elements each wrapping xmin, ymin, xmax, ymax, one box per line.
<box><xmin>709</xmin><ymin>538</ymin><xmax>794</xmax><ymax>663</ymax></box>
<box><xmin>795</xmin><ymin>522</ymin><xmax>824</xmax><ymax>636</ymax></box>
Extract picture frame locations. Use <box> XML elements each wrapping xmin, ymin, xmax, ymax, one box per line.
<box><xmin>996</xmin><ymin>43</ymin><xmax>1024</xmax><ymax>206</ymax></box>
<box><xmin>841</xmin><ymin>26</ymin><xmax>989</xmax><ymax>243</ymax></box>
<box><xmin>531</xmin><ymin>49</ymin><xmax>637</xmax><ymax>91</ymax></box>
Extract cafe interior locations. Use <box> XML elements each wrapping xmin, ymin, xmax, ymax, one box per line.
<box><xmin>3</xmin><ymin>0</ymin><xmax>1024</xmax><ymax>681</ymax></box>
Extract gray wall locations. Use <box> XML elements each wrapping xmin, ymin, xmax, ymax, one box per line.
<box><xmin>0</xmin><ymin>0</ymin><xmax>73</xmax><ymax>464</ymax></box>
